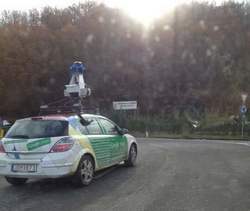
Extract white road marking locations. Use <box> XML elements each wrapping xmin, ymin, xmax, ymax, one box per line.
<box><xmin>234</xmin><ymin>142</ymin><xmax>250</xmax><ymax>147</ymax></box>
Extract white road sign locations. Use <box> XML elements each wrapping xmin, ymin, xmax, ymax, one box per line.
<box><xmin>113</xmin><ymin>101</ymin><xmax>137</xmax><ymax>110</ymax></box>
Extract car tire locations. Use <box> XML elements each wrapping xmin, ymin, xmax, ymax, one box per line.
<box><xmin>5</xmin><ymin>177</ymin><xmax>28</xmax><ymax>186</ymax></box>
<box><xmin>71</xmin><ymin>155</ymin><xmax>94</xmax><ymax>187</ymax></box>
<box><xmin>125</xmin><ymin>144</ymin><xmax>137</xmax><ymax>167</ymax></box>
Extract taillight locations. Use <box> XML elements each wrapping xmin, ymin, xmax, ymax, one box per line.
<box><xmin>50</xmin><ymin>137</ymin><xmax>74</xmax><ymax>153</ymax></box>
<box><xmin>0</xmin><ymin>142</ymin><xmax>5</xmax><ymax>153</ymax></box>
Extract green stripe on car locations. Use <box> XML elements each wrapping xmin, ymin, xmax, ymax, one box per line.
<box><xmin>27</xmin><ymin>138</ymin><xmax>51</xmax><ymax>151</ymax></box>
<box><xmin>4</xmin><ymin>139</ymin><xmax>28</xmax><ymax>145</ymax></box>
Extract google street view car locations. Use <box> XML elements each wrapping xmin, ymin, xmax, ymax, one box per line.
<box><xmin>0</xmin><ymin>114</ymin><xmax>137</xmax><ymax>187</ymax></box>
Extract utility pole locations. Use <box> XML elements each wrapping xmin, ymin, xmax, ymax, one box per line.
<box><xmin>240</xmin><ymin>93</ymin><xmax>248</xmax><ymax>138</ymax></box>
<box><xmin>173</xmin><ymin>6</ymin><xmax>182</xmax><ymax>113</ymax></box>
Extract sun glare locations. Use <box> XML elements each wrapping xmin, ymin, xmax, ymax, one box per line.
<box><xmin>0</xmin><ymin>0</ymin><xmax>191</xmax><ymax>26</ymax></box>
<box><xmin>103</xmin><ymin>0</ymin><xmax>182</xmax><ymax>26</ymax></box>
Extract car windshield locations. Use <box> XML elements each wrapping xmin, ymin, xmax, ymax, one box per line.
<box><xmin>5</xmin><ymin>120</ymin><xmax>68</xmax><ymax>139</ymax></box>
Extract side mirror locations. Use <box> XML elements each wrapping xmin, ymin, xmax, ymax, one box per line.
<box><xmin>116</xmin><ymin>127</ymin><xmax>129</xmax><ymax>135</ymax></box>
<box><xmin>122</xmin><ymin>128</ymin><xmax>129</xmax><ymax>134</ymax></box>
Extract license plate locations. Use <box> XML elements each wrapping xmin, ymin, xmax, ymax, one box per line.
<box><xmin>12</xmin><ymin>164</ymin><xmax>37</xmax><ymax>173</ymax></box>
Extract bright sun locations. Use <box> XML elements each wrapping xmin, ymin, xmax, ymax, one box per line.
<box><xmin>103</xmin><ymin>0</ymin><xmax>183</xmax><ymax>26</ymax></box>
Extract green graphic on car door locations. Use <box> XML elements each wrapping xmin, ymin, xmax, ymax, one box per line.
<box><xmin>88</xmin><ymin>135</ymin><xmax>112</xmax><ymax>168</ymax></box>
<box><xmin>85</xmin><ymin>118</ymin><xmax>113</xmax><ymax>168</ymax></box>
<box><xmin>97</xmin><ymin>118</ymin><xmax>127</xmax><ymax>164</ymax></box>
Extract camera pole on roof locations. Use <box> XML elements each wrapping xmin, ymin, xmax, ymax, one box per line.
<box><xmin>64</xmin><ymin>61</ymin><xmax>91</xmax><ymax>113</ymax></box>
<box><xmin>39</xmin><ymin>61</ymin><xmax>92</xmax><ymax>115</ymax></box>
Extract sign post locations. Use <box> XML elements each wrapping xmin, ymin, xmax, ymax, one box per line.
<box><xmin>113</xmin><ymin>101</ymin><xmax>138</xmax><ymax>132</ymax></box>
<box><xmin>240</xmin><ymin>93</ymin><xmax>248</xmax><ymax>138</ymax></box>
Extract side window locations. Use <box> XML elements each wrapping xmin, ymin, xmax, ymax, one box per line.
<box><xmin>85</xmin><ymin>118</ymin><xmax>103</xmax><ymax>135</ymax></box>
<box><xmin>77</xmin><ymin>122</ymin><xmax>89</xmax><ymax>135</ymax></box>
<box><xmin>68</xmin><ymin>117</ymin><xmax>88</xmax><ymax>135</ymax></box>
<box><xmin>99</xmin><ymin>118</ymin><xmax>118</xmax><ymax>135</ymax></box>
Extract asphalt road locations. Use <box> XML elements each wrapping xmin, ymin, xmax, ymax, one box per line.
<box><xmin>1</xmin><ymin>138</ymin><xmax>250</xmax><ymax>211</ymax></box>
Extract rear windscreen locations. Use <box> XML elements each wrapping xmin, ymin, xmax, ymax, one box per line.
<box><xmin>5</xmin><ymin>120</ymin><xmax>68</xmax><ymax>139</ymax></box>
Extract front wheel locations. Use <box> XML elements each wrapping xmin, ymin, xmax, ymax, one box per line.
<box><xmin>125</xmin><ymin>144</ymin><xmax>137</xmax><ymax>167</ymax></box>
<box><xmin>5</xmin><ymin>177</ymin><xmax>28</xmax><ymax>186</ymax></box>
<box><xmin>71</xmin><ymin>155</ymin><xmax>94</xmax><ymax>187</ymax></box>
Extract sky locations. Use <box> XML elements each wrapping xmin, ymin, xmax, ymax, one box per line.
<box><xmin>0</xmin><ymin>0</ymin><xmax>238</xmax><ymax>26</ymax></box>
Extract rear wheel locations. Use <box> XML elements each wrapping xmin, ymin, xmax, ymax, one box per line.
<box><xmin>5</xmin><ymin>177</ymin><xmax>28</xmax><ymax>186</ymax></box>
<box><xmin>125</xmin><ymin>144</ymin><xmax>137</xmax><ymax>167</ymax></box>
<box><xmin>72</xmin><ymin>155</ymin><xmax>94</xmax><ymax>187</ymax></box>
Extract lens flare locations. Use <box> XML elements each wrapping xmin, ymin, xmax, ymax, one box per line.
<box><xmin>103</xmin><ymin>0</ymin><xmax>182</xmax><ymax>26</ymax></box>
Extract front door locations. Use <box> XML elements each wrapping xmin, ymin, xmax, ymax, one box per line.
<box><xmin>85</xmin><ymin>118</ymin><xmax>112</xmax><ymax>169</ymax></box>
<box><xmin>97</xmin><ymin>118</ymin><xmax>127</xmax><ymax>164</ymax></box>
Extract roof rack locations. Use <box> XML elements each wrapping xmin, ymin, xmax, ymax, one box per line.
<box><xmin>39</xmin><ymin>98</ymin><xmax>99</xmax><ymax>116</ymax></box>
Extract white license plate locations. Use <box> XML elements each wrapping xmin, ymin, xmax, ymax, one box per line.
<box><xmin>12</xmin><ymin>164</ymin><xmax>37</xmax><ymax>173</ymax></box>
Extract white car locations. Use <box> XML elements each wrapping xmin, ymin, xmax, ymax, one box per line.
<box><xmin>0</xmin><ymin>114</ymin><xmax>138</xmax><ymax>187</ymax></box>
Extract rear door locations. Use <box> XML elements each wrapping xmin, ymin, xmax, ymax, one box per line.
<box><xmin>97</xmin><ymin>118</ymin><xmax>127</xmax><ymax>164</ymax></box>
<box><xmin>85</xmin><ymin>117</ymin><xmax>113</xmax><ymax>169</ymax></box>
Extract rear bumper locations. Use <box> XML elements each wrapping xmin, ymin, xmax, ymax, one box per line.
<box><xmin>0</xmin><ymin>151</ymin><xmax>80</xmax><ymax>179</ymax></box>
<box><xmin>0</xmin><ymin>163</ymin><xmax>75</xmax><ymax>179</ymax></box>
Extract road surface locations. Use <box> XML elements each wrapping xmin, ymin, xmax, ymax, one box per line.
<box><xmin>1</xmin><ymin>138</ymin><xmax>250</xmax><ymax>211</ymax></box>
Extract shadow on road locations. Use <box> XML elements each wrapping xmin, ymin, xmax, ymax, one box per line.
<box><xmin>3</xmin><ymin>164</ymin><xmax>124</xmax><ymax>190</ymax></box>
<box><xmin>0</xmin><ymin>164</ymin><xmax>138</xmax><ymax>211</ymax></box>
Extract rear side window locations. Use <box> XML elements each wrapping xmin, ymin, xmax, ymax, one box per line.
<box><xmin>68</xmin><ymin>116</ymin><xmax>89</xmax><ymax>135</ymax></box>
<box><xmin>85</xmin><ymin>118</ymin><xmax>103</xmax><ymax>135</ymax></box>
<box><xmin>5</xmin><ymin>120</ymin><xmax>68</xmax><ymax>139</ymax></box>
<box><xmin>77</xmin><ymin>124</ymin><xmax>89</xmax><ymax>135</ymax></box>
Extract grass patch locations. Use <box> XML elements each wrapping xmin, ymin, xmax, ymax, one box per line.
<box><xmin>131</xmin><ymin>131</ymin><xmax>249</xmax><ymax>141</ymax></box>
